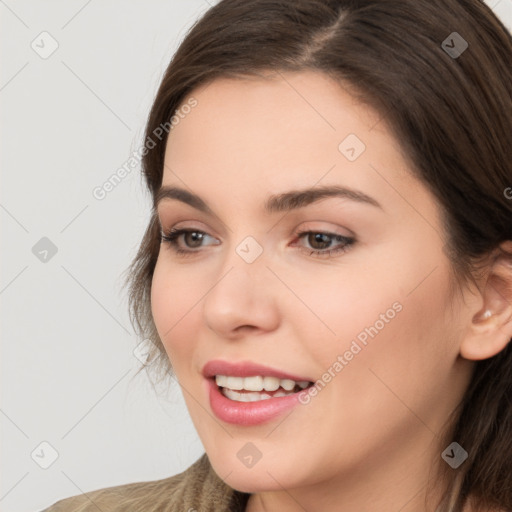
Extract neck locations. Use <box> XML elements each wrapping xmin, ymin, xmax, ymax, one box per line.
<box><xmin>244</xmin><ymin>430</ymin><xmax>450</xmax><ymax>512</ymax></box>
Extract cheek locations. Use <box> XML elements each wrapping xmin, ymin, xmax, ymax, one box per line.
<box><xmin>289</xmin><ymin>249</ymin><xmax>456</xmax><ymax>408</ymax></box>
<box><xmin>306</xmin><ymin>238</ymin><xmax>456</xmax><ymax>369</ymax></box>
<box><xmin>282</xmin><ymin>265</ymin><xmax>404</xmax><ymax>367</ymax></box>
<box><xmin>150</xmin><ymin>260</ymin><xmax>204</xmax><ymax>364</ymax></box>
<box><xmin>328</xmin><ymin>264</ymin><xmax>457</xmax><ymax>427</ymax></box>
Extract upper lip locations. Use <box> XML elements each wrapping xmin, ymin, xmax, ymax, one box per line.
<box><xmin>202</xmin><ymin>359</ymin><xmax>313</xmax><ymax>382</ymax></box>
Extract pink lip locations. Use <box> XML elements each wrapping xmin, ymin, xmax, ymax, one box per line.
<box><xmin>202</xmin><ymin>360</ymin><xmax>313</xmax><ymax>426</ymax></box>
<box><xmin>202</xmin><ymin>359</ymin><xmax>312</xmax><ymax>382</ymax></box>
<box><xmin>206</xmin><ymin>378</ymin><xmax>309</xmax><ymax>425</ymax></box>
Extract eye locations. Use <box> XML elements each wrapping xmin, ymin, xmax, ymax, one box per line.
<box><xmin>293</xmin><ymin>230</ymin><xmax>355</xmax><ymax>258</ymax></box>
<box><xmin>160</xmin><ymin>228</ymin><xmax>219</xmax><ymax>256</ymax></box>
<box><xmin>160</xmin><ymin>227</ymin><xmax>355</xmax><ymax>259</ymax></box>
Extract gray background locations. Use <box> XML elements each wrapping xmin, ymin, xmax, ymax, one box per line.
<box><xmin>1</xmin><ymin>1</ymin><xmax>511</xmax><ymax>511</ymax></box>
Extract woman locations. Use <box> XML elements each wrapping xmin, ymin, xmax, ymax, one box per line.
<box><xmin>43</xmin><ymin>0</ymin><xmax>512</xmax><ymax>510</ymax></box>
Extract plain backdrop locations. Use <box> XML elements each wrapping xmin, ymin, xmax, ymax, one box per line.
<box><xmin>1</xmin><ymin>1</ymin><xmax>511</xmax><ymax>511</ymax></box>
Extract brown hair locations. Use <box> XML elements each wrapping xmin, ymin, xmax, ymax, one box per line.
<box><xmin>121</xmin><ymin>1</ymin><xmax>512</xmax><ymax>510</ymax></box>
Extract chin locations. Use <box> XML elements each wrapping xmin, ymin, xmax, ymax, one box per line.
<box><xmin>207</xmin><ymin>454</ymin><xmax>303</xmax><ymax>494</ymax></box>
<box><xmin>224</xmin><ymin>472</ymin><xmax>293</xmax><ymax>494</ymax></box>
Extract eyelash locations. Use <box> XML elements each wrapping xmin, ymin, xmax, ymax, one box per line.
<box><xmin>160</xmin><ymin>228</ymin><xmax>355</xmax><ymax>258</ymax></box>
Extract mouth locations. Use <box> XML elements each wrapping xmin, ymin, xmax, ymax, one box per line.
<box><xmin>202</xmin><ymin>360</ymin><xmax>316</xmax><ymax>425</ymax></box>
<box><xmin>214</xmin><ymin>375</ymin><xmax>314</xmax><ymax>402</ymax></box>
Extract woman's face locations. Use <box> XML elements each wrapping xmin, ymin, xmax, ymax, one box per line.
<box><xmin>151</xmin><ymin>71</ymin><xmax>476</xmax><ymax>496</ymax></box>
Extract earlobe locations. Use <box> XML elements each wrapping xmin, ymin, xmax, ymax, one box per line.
<box><xmin>460</xmin><ymin>308</ymin><xmax>512</xmax><ymax>361</ymax></box>
<box><xmin>459</xmin><ymin>242</ymin><xmax>512</xmax><ymax>361</ymax></box>
<box><xmin>481</xmin><ymin>309</ymin><xmax>492</xmax><ymax>320</ymax></box>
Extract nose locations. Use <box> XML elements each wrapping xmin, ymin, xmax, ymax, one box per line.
<box><xmin>202</xmin><ymin>251</ymin><xmax>280</xmax><ymax>339</ymax></box>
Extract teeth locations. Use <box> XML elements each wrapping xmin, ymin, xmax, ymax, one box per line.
<box><xmin>215</xmin><ymin>375</ymin><xmax>243</xmax><ymax>390</ymax></box>
<box><xmin>222</xmin><ymin>388</ymin><xmax>273</xmax><ymax>402</ymax></box>
<box><xmin>262</xmin><ymin>376</ymin><xmax>280</xmax><ymax>391</ymax></box>
<box><xmin>243</xmin><ymin>376</ymin><xmax>263</xmax><ymax>391</ymax></box>
<box><xmin>215</xmin><ymin>375</ymin><xmax>310</xmax><ymax>393</ymax></box>
<box><xmin>280</xmin><ymin>379</ymin><xmax>296</xmax><ymax>391</ymax></box>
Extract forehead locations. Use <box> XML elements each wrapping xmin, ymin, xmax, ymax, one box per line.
<box><xmin>165</xmin><ymin>71</ymin><xmax>406</xmax><ymax>177</ymax></box>
<box><xmin>168</xmin><ymin>71</ymin><xmax>383</xmax><ymax>152</ymax></box>
<box><xmin>161</xmin><ymin>71</ymin><xmax>437</xmax><ymax>224</ymax></box>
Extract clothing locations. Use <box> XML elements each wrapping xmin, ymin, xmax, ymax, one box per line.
<box><xmin>40</xmin><ymin>453</ymin><xmax>250</xmax><ymax>512</ymax></box>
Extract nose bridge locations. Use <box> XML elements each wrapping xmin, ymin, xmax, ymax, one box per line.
<box><xmin>208</xmin><ymin>236</ymin><xmax>268</xmax><ymax>307</ymax></box>
<box><xmin>217</xmin><ymin>231</ymin><xmax>268</xmax><ymax>286</ymax></box>
<box><xmin>202</xmin><ymin>234</ymin><xmax>279</xmax><ymax>335</ymax></box>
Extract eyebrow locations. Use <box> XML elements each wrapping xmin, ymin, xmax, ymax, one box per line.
<box><xmin>154</xmin><ymin>185</ymin><xmax>383</xmax><ymax>214</ymax></box>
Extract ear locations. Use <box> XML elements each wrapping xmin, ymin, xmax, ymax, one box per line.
<box><xmin>460</xmin><ymin>241</ymin><xmax>512</xmax><ymax>361</ymax></box>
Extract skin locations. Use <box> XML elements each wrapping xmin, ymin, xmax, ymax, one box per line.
<box><xmin>150</xmin><ymin>71</ymin><xmax>512</xmax><ymax>512</ymax></box>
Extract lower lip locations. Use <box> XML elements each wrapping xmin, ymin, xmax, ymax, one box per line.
<box><xmin>207</xmin><ymin>378</ymin><xmax>306</xmax><ymax>426</ymax></box>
